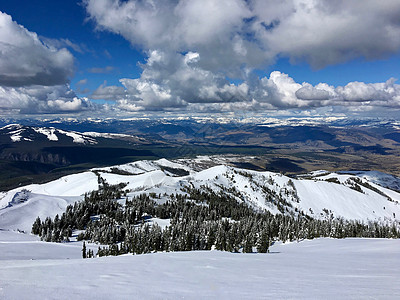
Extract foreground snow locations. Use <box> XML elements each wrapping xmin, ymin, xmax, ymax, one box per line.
<box><xmin>0</xmin><ymin>232</ymin><xmax>398</xmax><ymax>299</ymax></box>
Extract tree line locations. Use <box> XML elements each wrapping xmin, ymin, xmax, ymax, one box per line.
<box><xmin>31</xmin><ymin>182</ymin><xmax>400</xmax><ymax>258</ymax></box>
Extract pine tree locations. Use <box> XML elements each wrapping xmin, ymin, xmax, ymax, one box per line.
<box><xmin>31</xmin><ymin>216</ymin><xmax>41</xmax><ymax>235</ymax></box>
<box><xmin>256</xmin><ymin>230</ymin><xmax>269</xmax><ymax>253</ymax></box>
<box><xmin>82</xmin><ymin>241</ymin><xmax>87</xmax><ymax>259</ymax></box>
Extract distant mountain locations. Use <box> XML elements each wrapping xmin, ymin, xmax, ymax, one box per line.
<box><xmin>1</xmin><ymin>158</ymin><xmax>399</xmax><ymax>233</ymax></box>
<box><xmin>0</xmin><ymin>124</ymin><xmax>157</xmax><ymax>190</ymax></box>
<box><xmin>1</xmin><ymin>119</ymin><xmax>400</xmax><ymax>191</ymax></box>
<box><xmin>0</xmin><ymin>124</ymin><xmax>147</xmax><ymax>145</ymax></box>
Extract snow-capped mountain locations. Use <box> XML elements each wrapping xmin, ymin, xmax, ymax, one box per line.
<box><xmin>0</xmin><ymin>124</ymin><xmax>145</xmax><ymax>145</ymax></box>
<box><xmin>1</xmin><ymin>158</ymin><xmax>399</xmax><ymax>233</ymax></box>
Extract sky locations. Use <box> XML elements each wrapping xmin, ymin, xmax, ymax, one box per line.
<box><xmin>1</xmin><ymin>0</ymin><xmax>400</xmax><ymax>119</ymax></box>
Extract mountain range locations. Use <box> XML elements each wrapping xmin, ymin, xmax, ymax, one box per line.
<box><xmin>1</xmin><ymin>118</ymin><xmax>400</xmax><ymax>191</ymax></box>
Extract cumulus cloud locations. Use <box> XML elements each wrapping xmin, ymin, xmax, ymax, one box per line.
<box><xmin>295</xmin><ymin>84</ymin><xmax>333</xmax><ymax>101</ymax></box>
<box><xmin>93</xmin><ymin>54</ymin><xmax>400</xmax><ymax>112</ymax></box>
<box><xmin>259</xmin><ymin>74</ymin><xmax>400</xmax><ymax>109</ymax></box>
<box><xmin>0</xmin><ymin>12</ymin><xmax>74</xmax><ymax>87</ymax></box>
<box><xmin>92</xmin><ymin>50</ymin><xmax>252</xmax><ymax>110</ymax></box>
<box><xmin>253</xmin><ymin>0</ymin><xmax>400</xmax><ymax>68</ymax></box>
<box><xmin>0</xmin><ymin>84</ymin><xmax>93</xmax><ymax>114</ymax></box>
<box><xmin>0</xmin><ymin>12</ymin><xmax>95</xmax><ymax>115</ymax></box>
<box><xmin>81</xmin><ymin>0</ymin><xmax>400</xmax><ymax>115</ymax></box>
<box><xmin>91</xmin><ymin>81</ymin><xmax>126</xmax><ymax>100</ymax></box>
<box><xmin>3</xmin><ymin>2</ymin><xmax>399</xmax><ymax>116</ymax></box>
<box><xmin>335</xmin><ymin>80</ymin><xmax>397</xmax><ymax>102</ymax></box>
<box><xmin>84</xmin><ymin>0</ymin><xmax>400</xmax><ymax>71</ymax></box>
<box><xmin>84</xmin><ymin>0</ymin><xmax>268</xmax><ymax>75</ymax></box>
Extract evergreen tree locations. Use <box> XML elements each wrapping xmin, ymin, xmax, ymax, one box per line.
<box><xmin>31</xmin><ymin>216</ymin><xmax>41</xmax><ymax>235</ymax></box>
<box><xmin>82</xmin><ymin>241</ymin><xmax>87</xmax><ymax>259</ymax></box>
<box><xmin>257</xmin><ymin>230</ymin><xmax>269</xmax><ymax>253</ymax></box>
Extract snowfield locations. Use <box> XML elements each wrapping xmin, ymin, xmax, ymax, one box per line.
<box><xmin>0</xmin><ymin>231</ymin><xmax>399</xmax><ymax>299</ymax></box>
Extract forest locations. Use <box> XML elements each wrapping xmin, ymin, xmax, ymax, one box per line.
<box><xmin>31</xmin><ymin>181</ymin><xmax>400</xmax><ymax>258</ymax></box>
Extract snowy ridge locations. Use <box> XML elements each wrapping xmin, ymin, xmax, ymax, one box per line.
<box><xmin>1</xmin><ymin>158</ymin><xmax>400</xmax><ymax>233</ymax></box>
<box><xmin>0</xmin><ymin>124</ymin><xmax>142</xmax><ymax>144</ymax></box>
<box><xmin>338</xmin><ymin>170</ymin><xmax>400</xmax><ymax>192</ymax></box>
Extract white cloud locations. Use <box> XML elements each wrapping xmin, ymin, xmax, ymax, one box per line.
<box><xmin>77</xmin><ymin>79</ymin><xmax>88</xmax><ymax>86</ymax></box>
<box><xmin>295</xmin><ymin>84</ymin><xmax>333</xmax><ymax>101</ymax></box>
<box><xmin>82</xmin><ymin>0</ymin><xmax>400</xmax><ymax>115</ymax></box>
<box><xmin>335</xmin><ymin>80</ymin><xmax>399</xmax><ymax>102</ymax></box>
<box><xmin>0</xmin><ymin>12</ymin><xmax>74</xmax><ymax>87</ymax></box>
<box><xmin>91</xmin><ymin>81</ymin><xmax>126</xmax><ymax>100</ymax></box>
<box><xmin>47</xmin><ymin>97</ymin><xmax>87</xmax><ymax>112</ymax></box>
<box><xmin>0</xmin><ymin>84</ymin><xmax>92</xmax><ymax>113</ymax></box>
<box><xmin>84</xmin><ymin>0</ymin><xmax>269</xmax><ymax>75</ymax></box>
<box><xmin>94</xmin><ymin>58</ymin><xmax>400</xmax><ymax>113</ymax></box>
<box><xmin>84</xmin><ymin>0</ymin><xmax>400</xmax><ymax>71</ymax></box>
<box><xmin>255</xmin><ymin>0</ymin><xmax>400</xmax><ymax>68</ymax></box>
<box><xmin>0</xmin><ymin>12</ymin><xmax>95</xmax><ymax>115</ymax></box>
<box><xmin>4</xmin><ymin>2</ymin><xmax>397</xmax><ymax>116</ymax></box>
<box><xmin>92</xmin><ymin>50</ymin><xmax>253</xmax><ymax>110</ymax></box>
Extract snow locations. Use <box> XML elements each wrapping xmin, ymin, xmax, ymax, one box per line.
<box><xmin>0</xmin><ymin>230</ymin><xmax>99</xmax><ymax>261</ymax></box>
<box><xmin>0</xmin><ymin>124</ymin><xmax>22</xmax><ymax>130</ymax></box>
<box><xmin>5</xmin><ymin>126</ymin><xmax>27</xmax><ymax>142</ymax></box>
<box><xmin>294</xmin><ymin>179</ymin><xmax>400</xmax><ymax>221</ymax></box>
<box><xmin>2</xmin><ymin>159</ymin><xmax>400</xmax><ymax>235</ymax></box>
<box><xmin>101</xmin><ymin>170</ymin><xmax>175</xmax><ymax>191</ymax></box>
<box><xmin>0</xmin><ymin>194</ymin><xmax>81</xmax><ymax>232</ymax></box>
<box><xmin>151</xmin><ymin>217</ymin><xmax>171</xmax><ymax>229</ymax></box>
<box><xmin>94</xmin><ymin>159</ymin><xmax>193</xmax><ymax>177</ymax></box>
<box><xmin>340</xmin><ymin>170</ymin><xmax>400</xmax><ymax>192</ymax></box>
<box><xmin>9</xmin><ymin>131</ymin><xmax>23</xmax><ymax>142</ymax></box>
<box><xmin>1</xmin><ymin>158</ymin><xmax>400</xmax><ymax>298</ymax></box>
<box><xmin>0</xmin><ymin>232</ymin><xmax>399</xmax><ymax>299</ymax></box>
<box><xmin>83</xmin><ymin>132</ymin><xmax>132</xmax><ymax>139</ymax></box>
<box><xmin>0</xmin><ymin>171</ymin><xmax>99</xmax><ymax>232</ymax></box>
<box><xmin>57</xmin><ymin>129</ymin><xmax>97</xmax><ymax>144</ymax></box>
<box><xmin>33</xmin><ymin>172</ymin><xmax>99</xmax><ymax>196</ymax></box>
<box><xmin>33</xmin><ymin>127</ymin><xmax>58</xmax><ymax>141</ymax></box>
<box><xmin>2</xmin><ymin>125</ymin><xmax>104</xmax><ymax>144</ymax></box>
<box><xmin>154</xmin><ymin>158</ymin><xmax>192</xmax><ymax>172</ymax></box>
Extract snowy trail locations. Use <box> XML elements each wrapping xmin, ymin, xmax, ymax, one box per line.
<box><xmin>0</xmin><ymin>237</ymin><xmax>399</xmax><ymax>299</ymax></box>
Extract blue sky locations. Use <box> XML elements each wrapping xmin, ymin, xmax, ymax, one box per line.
<box><xmin>1</xmin><ymin>0</ymin><xmax>400</xmax><ymax>118</ymax></box>
<box><xmin>0</xmin><ymin>0</ymin><xmax>145</xmax><ymax>94</ymax></box>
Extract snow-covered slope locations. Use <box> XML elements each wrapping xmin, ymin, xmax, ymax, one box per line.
<box><xmin>1</xmin><ymin>158</ymin><xmax>400</xmax><ymax>299</ymax></box>
<box><xmin>338</xmin><ymin>170</ymin><xmax>400</xmax><ymax>192</ymax></box>
<box><xmin>0</xmin><ymin>124</ymin><xmax>144</xmax><ymax>144</ymax></box>
<box><xmin>1</xmin><ymin>158</ymin><xmax>400</xmax><ymax>233</ymax></box>
<box><xmin>0</xmin><ymin>235</ymin><xmax>399</xmax><ymax>300</ymax></box>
